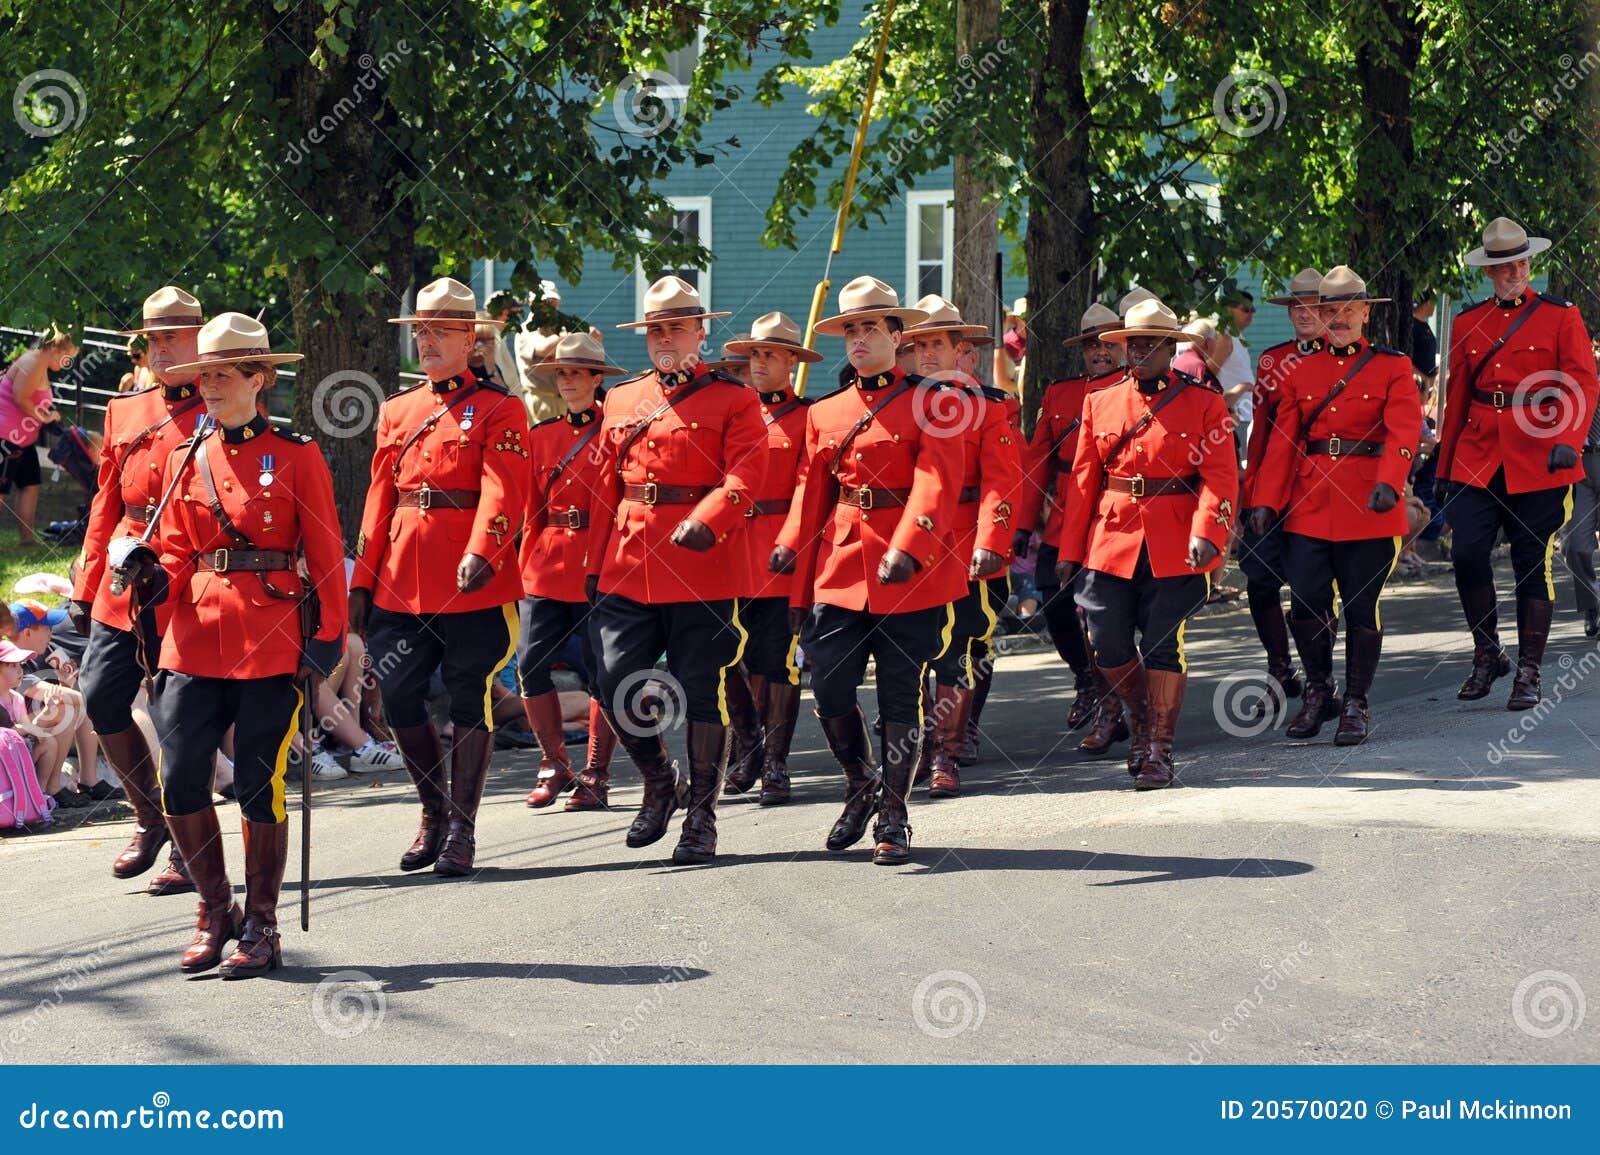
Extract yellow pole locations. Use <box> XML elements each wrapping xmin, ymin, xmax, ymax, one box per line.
<box><xmin>795</xmin><ymin>0</ymin><xmax>899</xmax><ymax>397</ymax></box>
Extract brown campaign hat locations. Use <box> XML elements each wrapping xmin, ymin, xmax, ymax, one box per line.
<box><xmin>1317</xmin><ymin>266</ymin><xmax>1391</xmax><ymax>305</ymax></box>
<box><xmin>389</xmin><ymin>277</ymin><xmax>480</xmax><ymax>325</ymax></box>
<box><xmin>166</xmin><ymin>312</ymin><xmax>304</xmax><ymax>374</ymax></box>
<box><xmin>813</xmin><ymin>277</ymin><xmax>929</xmax><ymax>336</ymax></box>
<box><xmin>1097</xmin><ymin>297</ymin><xmax>1189</xmax><ymax>344</ymax></box>
<box><xmin>1062</xmin><ymin>302</ymin><xmax>1123</xmax><ymax>346</ymax></box>
<box><xmin>616</xmin><ymin>275</ymin><xmax>731</xmax><ymax>329</ymax></box>
<box><xmin>1267</xmin><ymin>267</ymin><xmax>1325</xmax><ymax>306</ymax></box>
<box><xmin>902</xmin><ymin>295</ymin><xmax>994</xmax><ymax>346</ymax></box>
<box><xmin>1465</xmin><ymin>217</ymin><xmax>1551</xmax><ymax>267</ymax></box>
<box><xmin>1118</xmin><ymin>287</ymin><xmax>1158</xmax><ymax>318</ymax></box>
<box><xmin>722</xmin><ymin>313</ymin><xmax>824</xmax><ymax>363</ymax></box>
<box><xmin>118</xmin><ymin>286</ymin><xmax>205</xmax><ymax>335</ymax></box>
<box><xmin>531</xmin><ymin>331</ymin><xmax>626</xmax><ymax>376</ymax></box>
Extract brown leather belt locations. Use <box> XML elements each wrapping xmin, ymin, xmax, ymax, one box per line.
<box><xmin>1106</xmin><ymin>474</ymin><xmax>1198</xmax><ymax>497</ymax></box>
<box><xmin>748</xmin><ymin>498</ymin><xmax>792</xmax><ymax>517</ymax></box>
<box><xmin>126</xmin><ymin>504</ymin><xmax>157</xmax><ymax>526</ymax></box>
<box><xmin>622</xmin><ymin>483</ymin><xmax>712</xmax><ymax>505</ymax></box>
<box><xmin>1473</xmin><ymin>387</ymin><xmax>1562</xmax><ymax>409</ymax></box>
<box><xmin>837</xmin><ymin>486</ymin><xmax>912</xmax><ymax>509</ymax></box>
<box><xmin>197</xmin><ymin>549</ymin><xmax>295</xmax><ymax>573</ymax></box>
<box><xmin>956</xmin><ymin>486</ymin><xmax>981</xmax><ymax>503</ymax></box>
<box><xmin>546</xmin><ymin>509</ymin><xmax>589</xmax><ymax>529</ymax></box>
<box><xmin>397</xmin><ymin>487</ymin><xmax>480</xmax><ymax>510</ymax></box>
<box><xmin>1305</xmin><ymin>438</ymin><xmax>1384</xmax><ymax>458</ymax></box>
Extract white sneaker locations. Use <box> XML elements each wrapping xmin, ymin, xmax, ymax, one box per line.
<box><xmin>311</xmin><ymin>750</ymin><xmax>348</xmax><ymax>780</ymax></box>
<box><xmin>353</xmin><ymin>740</ymin><xmax>402</xmax><ymax>772</ymax></box>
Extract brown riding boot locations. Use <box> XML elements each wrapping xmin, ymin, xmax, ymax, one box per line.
<box><xmin>757</xmin><ymin>681</ymin><xmax>801</xmax><ymax>806</ymax></box>
<box><xmin>1077</xmin><ymin>663</ymin><xmax>1128</xmax><ymax>754</ymax></box>
<box><xmin>960</xmin><ymin>664</ymin><xmax>994</xmax><ymax>762</ymax></box>
<box><xmin>821</xmin><ymin>709</ymin><xmax>879</xmax><ymax>852</ymax></box>
<box><xmin>522</xmin><ymin>691</ymin><xmax>576</xmax><ymax>808</ymax></box>
<box><xmin>165</xmin><ymin>808</ymin><xmax>243</xmax><ymax>974</ymax></box>
<box><xmin>1099</xmin><ymin>659</ymin><xmax>1150</xmax><ymax>778</ymax></box>
<box><xmin>1507</xmin><ymin>597</ymin><xmax>1554</xmax><ymax>711</ymax></box>
<box><xmin>1065</xmin><ymin>666</ymin><xmax>1101</xmax><ymax>732</ymax></box>
<box><xmin>722</xmin><ymin>671</ymin><xmax>765</xmax><ymax>795</ymax></box>
<box><xmin>1285</xmin><ymin>615</ymin><xmax>1341</xmax><ymax>739</ymax></box>
<box><xmin>392</xmin><ymin>723</ymin><xmax>448</xmax><ymax>871</ymax></box>
<box><xmin>219</xmin><ymin>819</ymin><xmax>288</xmax><ymax>979</ymax></box>
<box><xmin>434</xmin><ymin>728</ymin><xmax>493</xmax><ymax>877</ymax></box>
<box><xmin>1456</xmin><ymin>584</ymin><xmax>1511</xmax><ymax>700</ymax></box>
<box><xmin>1334</xmin><ymin>626</ymin><xmax>1382</xmax><ymax>745</ymax></box>
<box><xmin>566</xmin><ymin>699</ymin><xmax>616</xmax><ymax>811</ymax></box>
<box><xmin>873</xmin><ymin>721</ymin><xmax>918</xmax><ymax>866</ymax></box>
<box><xmin>927</xmin><ymin>683</ymin><xmax>968</xmax><ymax>799</ymax></box>
<box><xmin>1247</xmin><ymin>594</ymin><xmax>1303</xmax><ymax>718</ymax></box>
<box><xmin>614</xmin><ymin>715</ymin><xmax>685</xmax><ymax>848</ymax></box>
<box><xmin>102</xmin><ymin>726</ymin><xmax>169</xmax><ymax>879</ymax></box>
<box><xmin>673</xmin><ymin>722</ymin><xmax>727</xmax><ymax>865</ymax></box>
<box><xmin>1136</xmin><ymin>670</ymin><xmax>1186</xmax><ymax>790</ymax></box>
<box><xmin>146</xmin><ymin>843</ymin><xmax>196</xmax><ymax>896</ymax></box>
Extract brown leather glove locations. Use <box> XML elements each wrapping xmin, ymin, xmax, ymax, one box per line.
<box><xmin>970</xmin><ymin>549</ymin><xmax>1005</xmax><ymax>581</ymax></box>
<box><xmin>769</xmin><ymin>544</ymin><xmax>797</xmax><ymax>574</ymax></box>
<box><xmin>877</xmin><ymin>548</ymin><xmax>920</xmax><ymax>585</ymax></box>
<box><xmin>671</xmin><ymin>519</ymin><xmax>714</xmax><ymax>551</ymax></box>
<box><xmin>347</xmin><ymin>588</ymin><xmax>372</xmax><ymax>639</ymax></box>
<box><xmin>457</xmin><ymin>553</ymin><xmax>492</xmax><ymax>594</ymax></box>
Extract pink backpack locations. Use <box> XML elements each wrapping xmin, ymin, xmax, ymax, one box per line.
<box><xmin>0</xmin><ymin>727</ymin><xmax>54</xmax><ymax>828</ymax></box>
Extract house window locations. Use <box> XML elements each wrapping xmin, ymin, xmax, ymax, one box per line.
<box><xmin>906</xmin><ymin>190</ymin><xmax>954</xmax><ymax>302</ymax></box>
<box><xmin>636</xmin><ymin>195</ymin><xmax>713</xmax><ymax>323</ymax></box>
<box><xmin>659</xmin><ymin>26</ymin><xmax>704</xmax><ymax>95</ymax></box>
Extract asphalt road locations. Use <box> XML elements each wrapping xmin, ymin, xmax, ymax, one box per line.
<box><xmin>3</xmin><ymin>561</ymin><xmax>1596</xmax><ymax>1064</ymax></box>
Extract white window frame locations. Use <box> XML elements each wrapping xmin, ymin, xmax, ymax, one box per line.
<box><xmin>906</xmin><ymin>189</ymin><xmax>955</xmax><ymax>303</ymax></box>
<box><xmin>657</xmin><ymin>25</ymin><xmax>706</xmax><ymax>98</ymax></box>
<box><xmin>635</xmin><ymin>195</ymin><xmax>713</xmax><ymax>325</ymax></box>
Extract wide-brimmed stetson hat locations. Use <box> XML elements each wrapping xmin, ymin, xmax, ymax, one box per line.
<box><xmin>1062</xmin><ymin>302</ymin><xmax>1123</xmax><ymax>346</ymax></box>
<box><xmin>1098</xmin><ymin>298</ymin><xmax>1189</xmax><ymax>344</ymax></box>
<box><xmin>168</xmin><ymin>313</ymin><xmax>304</xmax><ymax>374</ymax></box>
<box><xmin>1005</xmin><ymin>296</ymin><xmax>1028</xmax><ymax>322</ymax></box>
<box><xmin>389</xmin><ymin>277</ymin><xmax>479</xmax><ymax>326</ymax></box>
<box><xmin>723</xmin><ymin>312</ymin><xmax>824</xmax><ymax>363</ymax></box>
<box><xmin>706</xmin><ymin>333</ymin><xmax>753</xmax><ymax>373</ymax></box>
<box><xmin>1317</xmin><ymin>266</ymin><xmax>1391</xmax><ymax>305</ymax></box>
<box><xmin>901</xmin><ymin>295</ymin><xmax>994</xmax><ymax>347</ymax></box>
<box><xmin>119</xmin><ymin>286</ymin><xmax>205</xmax><ymax>336</ymax></box>
<box><xmin>814</xmin><ymin>277</ymin><xmax>929</xmax><ymax>337</ymax></box>
<box><xmin>1118</xmin><ymin>287</ymin><xmax>1157</xmax><ymax>318</ymax></box>
<box><xmin>532</xmin><ymin>331</ymin><xmax>626</xmax><ymax>376</ymax></box>
<box><xmin>1465</xmin><ymin>217</ymin><xmax>1551</xmax><ymax>267</ymax></box>
<box><xmin>617</xmin><ymin>275</ymin><xmax>730</xmax><ymax>330</ymax></box>
<box><xmin>1267</xmin><ymin>267</ymin><xmax>1325</xmax><ymax>306</ymax></box>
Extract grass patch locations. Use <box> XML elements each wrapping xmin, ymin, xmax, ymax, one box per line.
<box><xmin>0</xmin><ymin>539</ymin><xmax>76</xmax><ymax>601</ymax></box>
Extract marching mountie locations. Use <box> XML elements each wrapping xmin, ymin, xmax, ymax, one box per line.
<box><xmin>1250</xmin><ymin>267</ymin><xmax>1423</xmax><ymax>744</ymax></box>
<box><xmin>115</xmin><ymin>314</ymin><xmax>346</xmax><ymax>976</ymax></box>
<box><xmin>1015</xmin><ymin>302</ymin><xmax>1123</xmax><ymax>737</ymax></box>
<box><xmin>70</xmin><ymin>287</ymin><xmax>207</xmax><ymax>893</ymax></box>
<box><xmin>585</xmin><ymin>276</ymin><xmax>767</xmax><ymax>865</ymax></box>
<box><xmin>773</xmin><ymin>277</ymin><xmax>965</xmax><ymax>864</ymax></box>
<box><xmin>718</xmin><ymin>312</ymin><xmax>818</xmax><ymax>806</ymax></box>
<box><xmin>350</xmin><ymin>277</ymin><xmax>530</xmax><ymax>878</ymax></box>
<box><xmin>517</xmin><ymin>333</ymin><xmax>623</xmax><ymax>813</ymax></box>
<box><xmin>1237</xmin><ymin>268</ymin><xmax>1326</xmax><ymax>718</ymax></box>
<box><xmin>902</xmin><ymin>295</ymin><xmax>1021</xmax><ymax>799</ymax></box>
<box><xmin>1436</xmin><ymin>218</ymin><xmax>1598</xmax><ymax>710</ymax></box>
<box><xmin>1053</xmin><ymin>298</ymin><xmax>1236</xmax><ymax>789</ymax></box>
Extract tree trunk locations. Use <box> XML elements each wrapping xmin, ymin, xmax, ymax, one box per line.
<box><xmin>1021</xmin><ymin>0</ymin><xmax>1093</xmax><ymax>434</ymax></box>
<box><xmin>1349</xmin><ymin>0</ymin><xmax>1424</xmax><ymax>352</ymax></box>
<box><xmin>1544</xmin><ymin>2</ymin><xmax>1600</xmax><ymax>320</ymax></box>
<box><xmin>263</xmin><ymin>2</ymin><xmax>410</xmax><ymax>544</ymax></box>
<box><xmin>952</xmin><ymin>0</ymin><xmax>1002</xmax><ymax>377</ymax></box>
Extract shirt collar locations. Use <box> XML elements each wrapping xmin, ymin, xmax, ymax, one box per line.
<box><xmin>430</xmin><ymin>370</ymin><xmax>476</xmax><ymax>395</ymax></box>
<box><xmin>855</xmin><ymin>368</ymin><xmax>898</xmax><ymax>392</ymax></box>
<box><xmin>1297</xmin><ymin>337</ymin><xmax>1325</xmax><ymax>355</ymax></box>
<box><xmin>759</xmin><ymin>388</ymin><xmax>792</xmax><ymax>405</ymax></box>
<box><xmin>1327</xmin><ymin>338</ymin><xmax>1366</xmax><ymax>357</ymax></box>
<box><xmin>163</xmin><ymin>383</ymin><xmax>196</xmax><ymax>402</ymax></box>
<box><xmin>565</xmin><ymin>406</ymin><xmax>598</xmax><ymax>427</ymax></box>
<box><xmin>659</xmin><ymin>361</ymin><xmax>704</xmax><ymax>390</ymax></box>
<box><xmin>221</xmin><ymin>414</ymin><xmax>271</xmax><ymax>445</ymax></box>
<box><xmin>1495</xmin><ymin>291</ymin><xmax>1530</xmax><ymax>309</ymax></box>
<box><xmin>1135</xmin><ymin>373</ymin><xmax>1168</xmax><ymax>396</ymax></box>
